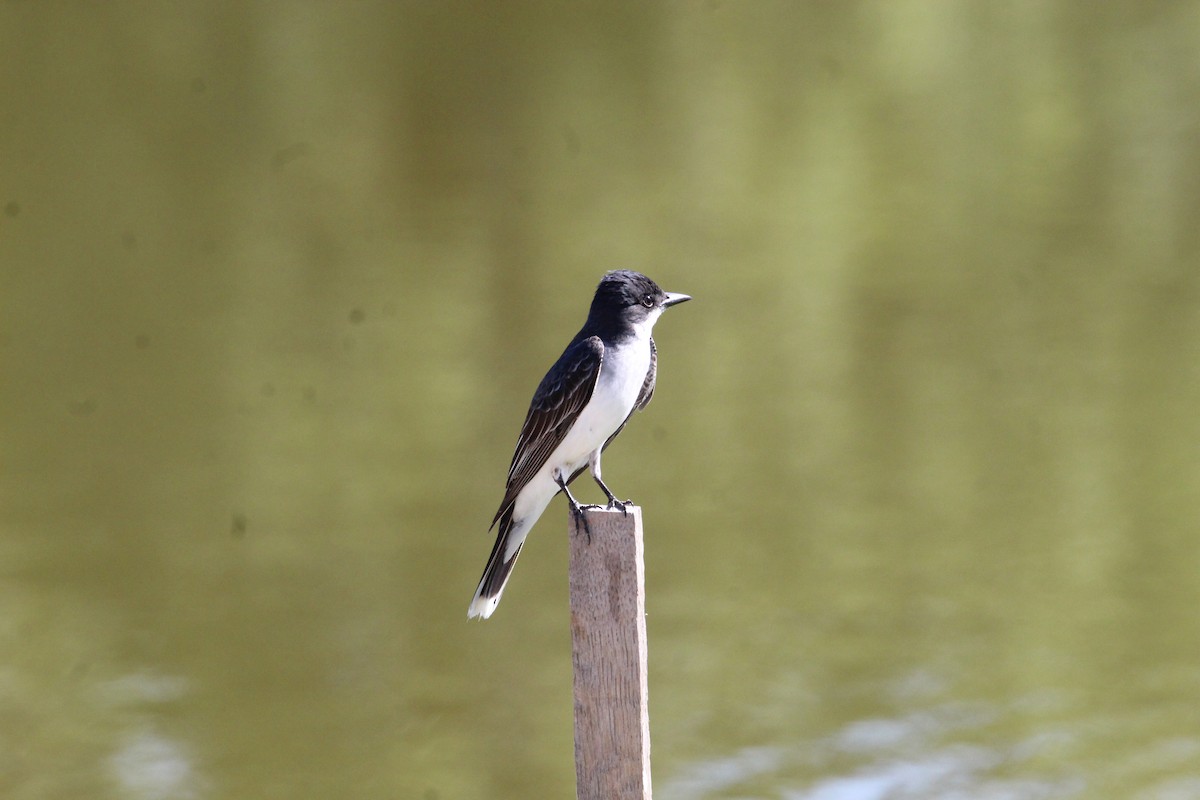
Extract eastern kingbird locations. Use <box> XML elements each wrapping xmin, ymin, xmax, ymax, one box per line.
<box><xmin>468</xmin><ymin>270</ymin><xmax>690</xmax><ymax>619</ymax></box>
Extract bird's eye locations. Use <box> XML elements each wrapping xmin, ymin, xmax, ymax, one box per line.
<box><xmin>641</xmin><ymin>294</ymin><xmax>655</xmax><ymax>308</ymax></box>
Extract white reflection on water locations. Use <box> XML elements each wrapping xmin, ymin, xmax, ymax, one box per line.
<box><xmin>99</xmin><ymin>671</ymin><xmax>189</xmax><ymax>707</ymax></box>
<box><xmin>1139</xmin><ymin>778</ymin><xmax>1200</xmax><ymax>800</ymax></box>
<box><xmin>659</xmin><ymin>745</ymin><xmax>784</xmax><ymax>798</ymax></box>
<box><xmin>101</xmin><ymin>670</ymin><xmax>203</xmax><ymax>800</ymax></box>
<box><xmin>660</xmin><ymin>704</ymin><xmax>1087</xmax><ymax>800</ymax></box>
<box><xmin>793</xmin><ymin>746</ymin><xmax>1081</xmax><ymax>800</ymax></box>
<box><xmin>110</xmin><ymin>728</ymin><xmax>199</xmax><ymax>800</ymax></box>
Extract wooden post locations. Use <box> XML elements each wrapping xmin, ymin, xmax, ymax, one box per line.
<box><xmin>568</xmin><ymin>506</ymin><xmax>652</xmax><ymax>800</ymax></box>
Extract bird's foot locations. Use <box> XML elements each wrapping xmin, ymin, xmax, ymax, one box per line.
<box><xmin>556</xmin><ymin>473</ymin><xmax>593</xmax><ymax>542</ymax></box>
<box><xmin>567</xmin><ymin>499</ymin><xmax>593</xmax><ymax>543</ymax></box>
<box><xmin>605</xmin><ymin>497</ymin><xmax>632</xmax><ymax>516</ymax></box>
<box><xmin>595</xmin><ymin>478</ymin><xmax>631</xmax><ymax>516</ymax></box>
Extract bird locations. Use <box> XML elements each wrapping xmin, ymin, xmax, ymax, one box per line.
<box><xmin>468</xmin><ymin>270</ymin><xmax>691</xmax><ymax>619</ymax></box>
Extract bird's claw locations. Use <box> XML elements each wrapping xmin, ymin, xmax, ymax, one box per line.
<box><xmin>569</xmin><ymin>503</ymin><xmax>593</xmax><ymax>543</ymax></box>
<box><xmin>606</xmin><ymin>498</ymin><xmax>631</xmax><ymax>516</ymax></box>
<box><xmin>568</xmin><ymin>495</ymin><xmax>634</xmax><ymax>543</ymax></box>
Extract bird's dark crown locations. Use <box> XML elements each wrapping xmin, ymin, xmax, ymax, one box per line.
<box><xmin>578</xmin><ymin>269</ymin><xmax>679</xmax><ymax>343</ymax></box>
<box><xmin>589</xmin><ymin>270</ymin><xmax>664</xmax><ymax>314</ymax></box>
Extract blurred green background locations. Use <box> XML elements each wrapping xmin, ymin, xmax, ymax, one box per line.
<box><xmin>3</xmin><ymin>3</ymin><xmax>1199</xmax><ymax>799</ymax></box>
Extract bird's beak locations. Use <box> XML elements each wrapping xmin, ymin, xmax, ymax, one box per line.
<box><xmin>662</xmin><ymin>292</ymin><xmax>691</xmax><ymax>308</ymax></box>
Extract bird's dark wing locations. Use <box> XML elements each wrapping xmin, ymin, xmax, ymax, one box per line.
<box><xmin>634</xmin><ymin>336</ymin><xmax>657</xmax><ymax>411</ymax></box>
<box><xmin>491</xmin><ymin>336</ymin><xmax>604</xmax><ymax>528</ymax></box>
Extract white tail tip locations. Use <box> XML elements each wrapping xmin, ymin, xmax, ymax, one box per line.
<box><xmin>467</xmin><ymin>594</ymin><xmax>500</xmax><ymax>620</ymax></box>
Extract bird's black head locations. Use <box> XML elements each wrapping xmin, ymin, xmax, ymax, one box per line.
<box><xmin>585</xmin><ymin>269</ymin><xmax>691</xmax><ymax>340</ymax></box>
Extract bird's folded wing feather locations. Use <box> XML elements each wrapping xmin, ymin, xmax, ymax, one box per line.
<box><xmin>635</xmin><ymin>337</ymin><xmax>657</xmax><ymax>411</ymax></box>
<box><xmin>491</xmin><ymin>336</ymin><xmax>604</xmax><ymax>527</ymax></box>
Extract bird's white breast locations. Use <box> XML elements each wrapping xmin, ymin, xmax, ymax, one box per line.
<box><xmin>549</xmin><ymin>336</ymin><xmax>651</xmax><ymax>473</ymax></box>
<box><xmin>595</xmin><ymin>336</ymin><xmax>652</xmax><ymax>419</ymax></box>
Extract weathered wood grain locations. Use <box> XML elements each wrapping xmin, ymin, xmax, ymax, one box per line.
<box><xmin>569</xmin><ymin>506</ymin><xmax>651</xmax><ymax>800</ymax></box>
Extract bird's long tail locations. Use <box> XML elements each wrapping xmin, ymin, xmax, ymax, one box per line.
<box><xmin>468</xmin><ymin>505</ymin><xmax>525</xmax><ymax>619</ymax></box>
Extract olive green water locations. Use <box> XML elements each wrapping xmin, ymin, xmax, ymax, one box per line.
<box><xmin>3</xmin><ymin>4</ymin><xmax>1200</xmax><ymax>799</ymax></box>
